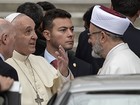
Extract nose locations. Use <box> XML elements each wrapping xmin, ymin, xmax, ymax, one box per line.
<box><xmin>32</xmin><ymin>31</ymin><xmax>38</xmax><ymax>40</ymax></box>
<box><xmin>68</xmin><ymin>29</ymin><xmax>74</xmax><ymax>37</ymax></box>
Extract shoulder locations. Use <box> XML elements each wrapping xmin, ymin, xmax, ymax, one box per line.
<box><xmin>69</xmin><ymin>55</ymin><xmax>92</xmax><ymax>69</ymax></box>
<box><xmin>1</xmin><ymin>59</ymin><xmax>18</xmax><ymax>80</ymax></box>
<box><xmin>30</xmin><ymin>54</ymin><xmax>48</xmax><ymax>63</ymax></box>
<box><xmin>124</xmin><ymin>24</ymin><xmax>140</xmax><ymax>35</ymax></box>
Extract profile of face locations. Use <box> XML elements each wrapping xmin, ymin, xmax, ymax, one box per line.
<box><xmin>46</xmin><ymin>18</ymin><xmax>74</xmax><ymax>51</ymax></box>
<box><xmin>6</xmin><ymin>26</ymin><xmax>16</xmax><ymax>58</ymax></box>
<box><xmin>91</xmin><ymin>38</ymin><xmax>103</xmax><ymax>58</ymax></box>
<box><xmin>88</xmin><ymin>24</ymin><xmax>103</xmax><ymax>58</ymax></box>
<box><xmin>0</xmin><ymin>21</ymin><xmax>16</xmax><ymax>59</ymax></box>
<box><xmin>14</xmin><ymin>15</ymin><xmax>37</xmax><ymax>55</ymax></box>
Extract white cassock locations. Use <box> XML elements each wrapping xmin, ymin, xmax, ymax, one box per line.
<box><xmin>98</xmin><ymin>43</ymin><xmax>140</xmax><ymax>75</ymax></box>
<box><xmin>6</xmin><ymin>50</ymin><xmax>73</xmax><ymax>105</ymax></box>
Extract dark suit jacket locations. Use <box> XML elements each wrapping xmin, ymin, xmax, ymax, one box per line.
<box><xmin>34</xmin><ymin>30</ymin><xmax>46</xmax><ymax>55</ymax></box>
<box><xmin>0</xmin><ymin>57</ymin><xmax>18</xmax><ymax>81</ymax></box>
<box><xmin>40</xmin><ymin>51</ymin><xmax>94</xmax><ymax>77</ymax></box>
<box><xmin>68</xmin><ymin>51</ymin><xmax>94</xmax><ymax>77</ymax></box>
<box><xmin>0</xmin><ymin>57</ymin><xmax>19</xmax><ymax>104</ymax></box>
<box><xmin>123</xmin><ymin>23</ymin><xmax>140</xmax><ymax>58</ymax></box>
<box><xmin>75</xmin><ymin>30</ymin><xmax>104</xmax><ymax>74</ymax></box>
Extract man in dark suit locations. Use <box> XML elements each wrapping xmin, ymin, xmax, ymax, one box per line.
<box><xmin>0</xmin><ymin>18</ymin><xmax>18</xmax><ymax>81</ymax></box>
<box><xmin>41</xmin><ymin>8</ymin><xmax>94</xmax><ymax>77</ymax></box>
<box><xmin>111</xmin><ymin>0</ymin><xmax>140</xmax><ymax>58</ymax></box>
<box><xmin>0</xmin><ymin>18</ymin><xmax>19</xmax><ymax>104</ymax></box>
<box><xmin>0</xmin><ymin>57</ymin><xmax>18</xmax><ymax>81</ymax></box>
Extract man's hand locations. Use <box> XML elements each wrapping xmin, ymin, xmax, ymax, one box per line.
<box><xmin>0</xmin><ymin>75</ymin><xmax>14</xmax><ymax>92</ymax></box>
<box><xmin>55</xmin><ymin>45</ymin><xmax>69</xmax><ymax>77</ymax></box>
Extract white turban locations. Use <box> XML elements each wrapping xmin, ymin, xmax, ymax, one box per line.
<box><xmin>5</xmin><ymin>13</ymin><xmax>21</xmax><ymax>23</ymax></box>
<box><xmin>90</xmin><ymin>5</ymin><xmax>130</xmax><ymax>36</ymax></box>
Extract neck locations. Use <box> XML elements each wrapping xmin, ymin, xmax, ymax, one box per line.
<box><xmin>127</xmin><ymin>15</ymin><xmax>138</xmax><ymax>24</ymax></box>
<box><xmin>0</xmin><ymin>53</ymin><xmax>5</xmax><ymax>61</ymax></box>
<box><xmin>102</xmin><ymin>40</ymin><xmax>123</xmax><ymax>58</ymax></box>
<box><xmin>46</xmin><ymin>45</ymin><xmax>59</xmax><ymax>58</ymax></box>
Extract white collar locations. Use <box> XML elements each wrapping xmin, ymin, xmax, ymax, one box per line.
<box><xmin>0</xmin><ymin>53</ymin><xmax>5</xmax><ymax>61</ymax></box>
<box><xmin>44</xmin><ymin>49</ymin><xmax>56</xmax><ymax>64</ymax></box>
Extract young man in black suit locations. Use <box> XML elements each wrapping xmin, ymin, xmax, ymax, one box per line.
<box><xmin>0</xmin><ymin>18</ymin><xmax>18</xmax><ymax>81</ymax></box>
<box><xmin>111</xmin><ymin>0</ymin><xmax>140</xmax><ymax>58</ymax></box>
<box><xmin>42</xmin><ymin>9</ymin><xmax>94</xmax><ymax>77</ymax></box>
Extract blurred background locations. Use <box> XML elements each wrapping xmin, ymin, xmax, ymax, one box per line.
<box><xmin>0</xmin><ymin>0</ymin><xmax>140</xmax><ymax>51</ymax></box>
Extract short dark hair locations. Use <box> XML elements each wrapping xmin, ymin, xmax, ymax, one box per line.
<box><xmin>17</xmin><ymin>2</ymin><xmax>43</xmax><ymax>29</ymax></box>
<box><xmin>42</xmin><ymin>8</ymin><xmax>71</xmax><ymax>31</ymax></box>
<box><xmin>83</xmin><ymin>5</ymin><xmax>94</xmax><ymax>29</ymax></box>
<box><xmin>37</xmin><ymin>1</ymin><xmax>56</xmax><ymax>11</ymax></box>
<box><xmin>111</xmin><ymin>0</ymin><xmax>140</xmax><ymax>17</ymax></box>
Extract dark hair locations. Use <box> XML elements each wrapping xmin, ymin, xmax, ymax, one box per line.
<box><xmin>83</xmin><ymin>5</ymin><xmax>94</xmax><ymax>29</ymax></box>
<box><xmin>17</xmin><ymin>2</ymin><xmax>43</xmax><ymax>29</ymax></box>
<box><xmin>37</xmin><ymin>1</ymin><xmax>56</xmax><ymax>11</ymax></box>
<box><xmin>42</xmin><ymin>8</ymin><xmax>71</xmax><ymax>31</ymax></box>
<box><xmin>111</xmin><ymin>0</ymin><xmax>140</xmax><ymax>17</ymax></box>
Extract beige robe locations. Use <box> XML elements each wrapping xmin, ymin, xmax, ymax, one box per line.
<box><xmin>6</xmin><ymin>50</ymin><xmax>72</xmax><ymax>105</ymax></box>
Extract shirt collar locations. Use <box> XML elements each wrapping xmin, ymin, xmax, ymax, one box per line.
<box><xmin>12</xmin><ymin>50</ymin><xmax>29</xmax><ymax>62</ymax></box>
<box><xmin>44</xmin><ymin>49</ymin><xmax>56</xmax><ymax>64</ymax></box>
<box><xmin>0</xmin><ymin>53</ymin><xmax>5</xmax><ymax>61</ymax></box>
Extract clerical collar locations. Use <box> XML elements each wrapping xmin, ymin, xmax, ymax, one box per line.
<box><xmin>13</xmin><ymin>50</ymin><xmax>29</xmax><ymax>62</ymax></box>
<box><xmin>44</xmin><ymin>49</ymin><xmax>56</xmax><ymax>64</ymax></box>
<box><xmin>0</xmin><ymin>53</ymin><xmax>5</xmax><ymax>61</ymax></box>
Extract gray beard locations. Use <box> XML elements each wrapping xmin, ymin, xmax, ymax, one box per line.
<box><xmin>91</xmin><ymin>50</ymin><xmax>101</xmax><ymax>58</ymax></box>
<box><xmin>91</xmin><ymin>40</ymin><xmax>102</xmax><ymax>58</ymax></box>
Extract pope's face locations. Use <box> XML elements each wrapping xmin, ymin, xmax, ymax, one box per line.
<box><xmin>48</xmin><ymin>18</ymin><xmax>74</xmax><ymax>51</ymax></box>
<box><xmin>15</xmin><ymin>16</ymin><xmax>37</xmax><ymax>56</ymax></box>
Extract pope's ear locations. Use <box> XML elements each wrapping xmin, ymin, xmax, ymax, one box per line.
<box><xmin>43</xmin><ymin>30</ymin><xmax>51</xmax><ymax>40</ymax></box>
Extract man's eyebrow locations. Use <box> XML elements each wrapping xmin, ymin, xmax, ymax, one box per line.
<box><xmin>59</xmin><ymin>26</ymin><xmax>74</xmax><ymax>28</ymax></box>
<box><xmin>25</xmin><ymin>26</ymin><xmax>33</xmax><ymax>30</ymax></box>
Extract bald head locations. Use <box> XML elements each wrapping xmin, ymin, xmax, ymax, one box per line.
<box><xmin>0</xmin><ymin>18</ymin><xmax>14</xmax><ymax>36</ymax></box>
<box><xmin>0</xmin><ymin>18</ymin><xmax>16</xmax><ymax>60</ymax></box>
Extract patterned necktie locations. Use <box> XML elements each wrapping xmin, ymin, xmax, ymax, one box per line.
<box><xmin>51</xmin><ymin>60</ymin><xmax>58</xmax><ymax>69</ymax></box>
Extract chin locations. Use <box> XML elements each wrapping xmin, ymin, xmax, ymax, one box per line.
<box><xmin>30</xmin><ymin>49</ymin><xmax>35</xmax><ymax>54</ymax></box>
<box><xmin>65</xmin><ymin>47</ymin><xmax>73</xmax><ymax>51</ymax></box>
<box><xmin>91</xmin><ymin>50</ymin><xmax>101</xmax><ymax>58</ymax></box>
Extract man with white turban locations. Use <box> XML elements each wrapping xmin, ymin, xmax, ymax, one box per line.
<box><xmin>88</xmin><ymin>5</ymin><xmax>140</xmax><ymax>75</ymax></box>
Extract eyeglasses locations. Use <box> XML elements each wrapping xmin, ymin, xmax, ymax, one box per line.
<box><xmin>87</xmin><ymin>31</ymin><xmax>101</xmax><ymax>36</ymax></box>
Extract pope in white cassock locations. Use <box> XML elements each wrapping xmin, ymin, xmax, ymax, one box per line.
<box><xmin>5</xmin><ymin>13</ymin><xmax>73</xmax><ymax>105</ymax></box>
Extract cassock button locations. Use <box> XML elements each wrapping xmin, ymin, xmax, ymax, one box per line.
<box><xmin>73</xmin><ymin>63</ymin><xmax>76</xmax><ymax>68</ymax></box>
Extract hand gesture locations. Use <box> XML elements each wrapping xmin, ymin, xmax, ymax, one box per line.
<box><xmin>0</xmin><ymin>75</ymin><xmax>14</xmax><ymax>92</ymax></box>
<box><xmin>55</xmin><ymin>45</ymin><xmax>69</xmax><ymax>77</ymax></box>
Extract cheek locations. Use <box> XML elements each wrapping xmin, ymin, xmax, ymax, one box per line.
<box><xmin>52</xmin><ymin>33</ymin><xmax>65</xmax><ymax>44</ymax></box>
<box><xmin>54</xmin><ymin>37</ymin><xmax>64</xmax><ymax>45</ymax></box>
<box><xmin>88</xmin><ymin>37</ymin><xmax>95</xmax><ymax>45</ymax></box>
<box><xmin>8</xmin><ymin>37</ymin><xmax>15</xmax><ymax>47</ymax></box>
<box><xmin>16</xmin><ymin>37</ymin><xmax>28</xmax><ymax>48</ymax></box>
